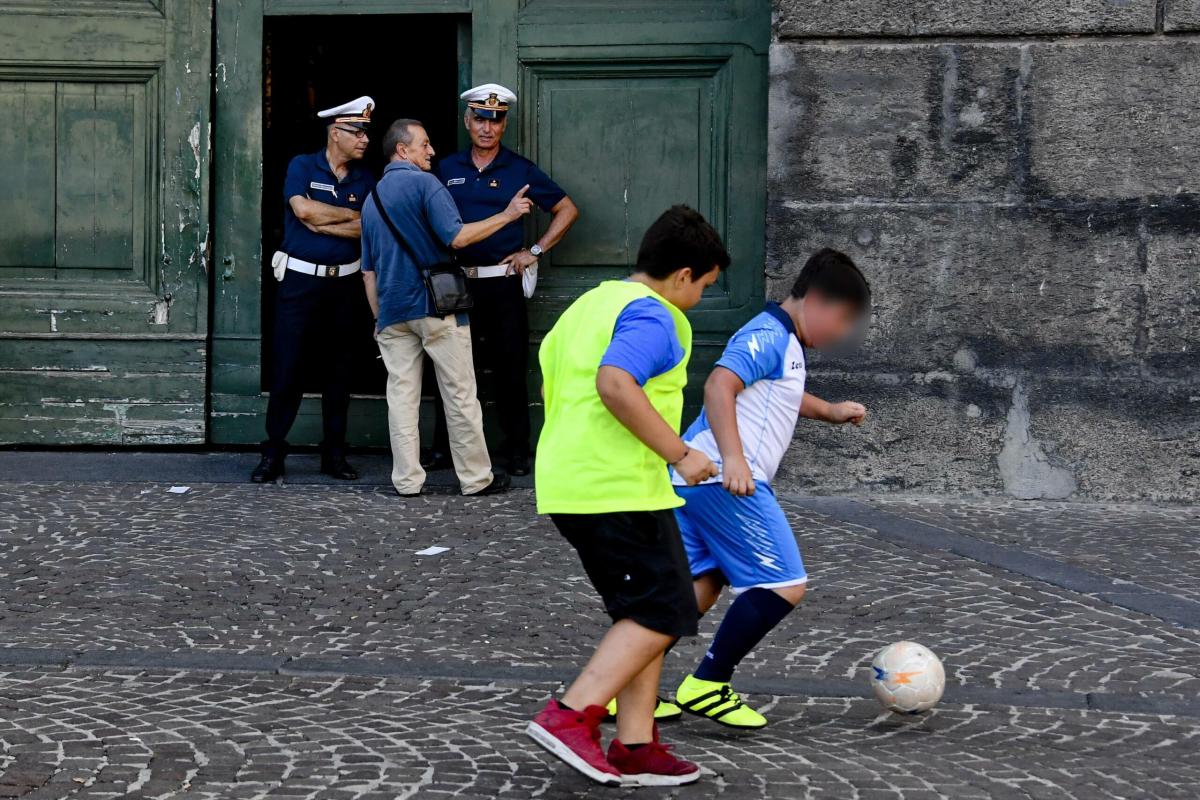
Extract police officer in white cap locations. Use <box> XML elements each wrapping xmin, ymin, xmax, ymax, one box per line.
<box><xmin>427</xmin><ymin>83</ymin><xmax>579</xmax><ymax>476</ymax></box>
<box><xmin>252</xmin><ymin>96</ymin><xmax>378</xmax><ymax>483</ymax></box>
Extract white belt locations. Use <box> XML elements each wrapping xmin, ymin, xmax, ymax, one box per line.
<box><xmin>460</xmin><ymin>261</ymin><xmax>537</xmax><ymax>280</ymax></box>
<box><xmin>284</xmin><ymin>255</ymin><xmax>361</xmax><ymax>278</ymax></box>
<box><xmin>464</xmin><ymin>264</ymin><xmax>514</xmax><ymax>279</ymax></box>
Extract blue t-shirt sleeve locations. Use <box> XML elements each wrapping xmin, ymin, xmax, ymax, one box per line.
<box><xmin>283</xmin><ymin>156</ymin><xmax>309</xmax><ymax>203</ymax></box>
<box><xmin>715</xmin><ymin>324</ymin><xmax>785</xmax><ymax>388</ymax></box>
<box><xmin>424</xmin><ymin>180</ymin><xmax>464</xmax><ymax>246</ymax></box>
<box><xmin>360</xmin><ymin>215</ymin><xmax>374</xmax><ymax>272</ymax></box>
<box><xmin>525</xmin><ymin>162</ymin><xmax>567</xmax><ymax>212</ymax></box>
<box><xmin>599</xmin><ymin>298</ymin><xmax>685</xmax><ymax>386</ymax></box>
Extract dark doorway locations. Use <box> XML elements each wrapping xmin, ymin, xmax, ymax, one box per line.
<box><xmin>261</xmin><ymin>14</ymin><xmax>462</xmax><ymax>396</ymax></box>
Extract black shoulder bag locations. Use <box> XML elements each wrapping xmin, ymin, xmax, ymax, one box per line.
<box><xmin>369</xmin><ymin>187</ymin><xmax>473</xmax><ymax>315</ymax></box>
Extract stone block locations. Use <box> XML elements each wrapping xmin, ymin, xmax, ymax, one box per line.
<box><xmin>773</xmin><ymin>0</ymin><xmax>1158</xmax><ymax>38</ymax></box>
<box><xmin>769</xmin><ymin>42</ymin><xmax>1025</xmax><ymax>202</ymax></box>
<box><xmin>1163</xmin><ymin>0</ymin><xmax>1200</xmax><ymax>31</ymax></box>
<box><xmin>766</xmin><ymin>203</ymin><xmax>1145</xmax><ymax>369</ymax></box>
<box><xmin>770</xmin><ymin>40</ymin><xmax>1200</xmax><ymax>203</ymax></box>
<box><xmin>1028</xmin><ymin>42</ymin><xmax>1200</xmax><ymax>198</ymax></box>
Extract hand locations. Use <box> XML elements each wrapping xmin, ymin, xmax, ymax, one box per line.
<box><xmin>828</xmin><ymin>401</ymin><xmax>867</xmax><ymax>425</ymax></box>
<box><xmin>500</xmin><ymin>248</ymin><xmax>538</xmax><ymax>275</ymax></box>
<box><xmin>674</xmin><ymin>448</ymin><xmax>719</xmax><ymax>486</ymax></box>
<box><xmin>504</xmin><ymin>184</ymin><xmax>533</xmax><ymax>222</ymax></box>
<box><xmin>721</xmin><ymin>455</ymin><xmax>755</xmax><ymax>497</ymax></box>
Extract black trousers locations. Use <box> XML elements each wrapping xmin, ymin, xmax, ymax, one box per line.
<box><xmin>432</xmin><ymin>274</ymin><xmax>531</xmax><ymax>459</ymax></box>
<box><xmin>263</xmin><ymin>270</ymin><xmax>363</xmax><ymax>457</ymax></box>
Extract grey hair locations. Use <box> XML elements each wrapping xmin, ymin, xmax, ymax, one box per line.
<box><xmin>383</xmin><ymin>118</ymin><xmax>423</xmax><ymax>159</ymax></box>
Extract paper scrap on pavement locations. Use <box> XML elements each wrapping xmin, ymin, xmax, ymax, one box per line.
<box><xmin>415</xmin><ymin>546</ymin><xmax>450</xmax><ymax>556</ymax></box>
<box><xmin>167</xmin><ymin>486</ymin><xmax>191</xmax><ymax>494</ymax></box>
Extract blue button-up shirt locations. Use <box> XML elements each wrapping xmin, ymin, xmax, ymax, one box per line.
<box><xmin>282</xmin><ymin>149</ymin><xmax>376</xmax><ymax>265</ymax></box>
<box><xmin>361</xmin><ymin>160</ymin><xmax>465</xmax><ymax>330</ymax></box>
<box><xmin>434</xmin><ymin>146</ymin><xmax>567</xmax><ymax>265</ymax></box>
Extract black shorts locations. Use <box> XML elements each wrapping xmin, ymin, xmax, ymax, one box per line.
<box><xmin>551</xmin><ymin>509</ymin><xmax>699</xmax><ymax>639</ymax></box>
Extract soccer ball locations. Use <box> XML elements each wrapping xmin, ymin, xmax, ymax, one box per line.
<box><xmin>869</xmin><ymin>641</ymin><xmax>945</xmax><ymax>714</ymax></box>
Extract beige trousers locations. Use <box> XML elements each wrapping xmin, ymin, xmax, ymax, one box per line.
<box><xmin>376</xmin><ymin>316</ymin><xmax>494</xmax><ymax>495</ymax></box>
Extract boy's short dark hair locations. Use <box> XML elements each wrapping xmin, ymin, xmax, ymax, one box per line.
<box><xmin>790</xmin><ymin>248</ymin><xmax>871</xmax><ymax>310</ymax></box>
<box><xmin>635</xmin><ymin>205</ymin><xmax>731</xmax><ymax>280</ymax></box>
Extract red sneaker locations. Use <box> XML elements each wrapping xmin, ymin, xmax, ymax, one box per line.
<box><xmin>526</xmin><ymin>699</ymin><xmax>622</xmax><ymax>785</ymax></box>
<box><xmin>607</xmin><ymin>733</ymin><xmax>701</xmax><ymax>787</ymax></box>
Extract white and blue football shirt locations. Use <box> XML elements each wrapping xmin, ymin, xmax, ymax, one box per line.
<box><xmin>672</xmin><ymin>303</ymin><xmax>806</xmax><ymax>486</ymax></box>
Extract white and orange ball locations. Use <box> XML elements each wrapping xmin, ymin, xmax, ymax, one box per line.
<box><xmin>869</xmin><ymin>641</ymin><xmax>945</xmax><ymax>714</ymax></box>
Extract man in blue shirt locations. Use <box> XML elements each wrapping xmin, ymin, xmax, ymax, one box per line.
<box><xmin>252</xmin><ymin>96</ymin><xmax>378</xmax><ymax>484</ymax></box>
<box><xmin>426</xmin><ymin>83</ymin><xmax>580</xmax><ymax>477</ymax></box>
<box><xmin>361</xmin><ymin>117</ymin><xmax>532</xmax><ymax>497</ymax></box>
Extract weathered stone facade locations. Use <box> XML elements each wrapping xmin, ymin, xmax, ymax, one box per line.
<box><xmin>767</xmin><ymin>1</ymin><xmax>1199</xmax><ymax>501</ymax></box>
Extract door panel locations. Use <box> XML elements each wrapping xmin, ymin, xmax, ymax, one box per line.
<box><xmin>0</xmin><ymin>1</ymin><xmax>211</xmax><ymax>444</ymax></box>
<box><xmin>519</xmin><ymin>0</ymin><xmax>769</xmax><ymax>412</ymax></box>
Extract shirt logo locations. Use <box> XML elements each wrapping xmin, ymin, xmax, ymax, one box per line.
<box><xmin>348</xmin><ymin>193</ymin><xmax>358</xmax><ymax>204</ymax></box>
<box><xmin>488</xmin><ymin>178</ymin><xmax>500</xmax><ymax>188</ymax></box>
<box><xmin>446</xmin><ymin>178</ymin><xmax>466</xmax><ymax>186</ymax></box>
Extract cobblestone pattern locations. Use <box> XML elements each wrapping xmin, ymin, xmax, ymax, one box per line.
<box><xmin>2</xmin><ymin>483</ymin><xmax>1200</xmax><ymax>702</ymax></box>
<box><xmin>2</xmin><ymin>668</ymin><xmax>1199</xmax><ymax>800</ymax></box>
<box><xmin>868</xmin><ymin>498</ymin><xmax>1200</xmax><ymax>600</ymax></box>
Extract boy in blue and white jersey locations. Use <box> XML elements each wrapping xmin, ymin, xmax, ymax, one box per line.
<box><xmin>670</xmin><ymin>248</ymin><xmax>871</xmax><ymax>729</ymax></box>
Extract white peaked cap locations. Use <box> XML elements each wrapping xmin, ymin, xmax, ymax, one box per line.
<box><xmin>317</xmin><ymin>96</ymin><xmax>375</xmax><ymax>125</ymax></box>
<box><xmin>460</xmin><ymin>83</ymin><xmax>518</xmax><ymax>105</ymax></box>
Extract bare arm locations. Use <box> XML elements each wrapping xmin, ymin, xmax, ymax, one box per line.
<box><xmin>501</xmin><ymin>196</ymin><xmax>580</xmax><ymax>272</ymax></box>
<box><xmin>536</xmin><ymin>196</ymin><xmax>579</xmax><ymax>252</ymax></box>
<box><xmin>800</xmin><ymin>391</ymin><xmax>867</xmax><ymax>425</ymax></box>
<box><xmin>290</xmin><ymin>196</ymin><xmax>360</xmax><ymax>226</ymax></box>
<box><xmin>362</xmin><ymin>270</ymin><xmax>380</xmax><ymax>322</ymax></box>
<box><xmin>304</xmin><ymin>218</ymin><xmax>361</xmax><ymax>240</ymax></box>
<box><xmin>596</xmin><ymin>366</ymin><xmax>717</xmax><ymax>485</ymax></box>
<box><xmin>450</xmin><ymin>185</ymin><xmax>532</xmax><ymax>249</ymax></box>
<box><xmin>704</xmin><ymin>366</ymin><xmax>755</xmax><ymax>496</ymax></box>
<box><xmin>500</xmin><ymin>195</ymin><xmax>581</xmax><ymax>272</ymax></box>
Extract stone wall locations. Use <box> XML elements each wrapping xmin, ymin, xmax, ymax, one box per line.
<box><xmin>767</xmin><ymin>1</ymin><xmax>1199</xmax><ymax>501</ymax></box>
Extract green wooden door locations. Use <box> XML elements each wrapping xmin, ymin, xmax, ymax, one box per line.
<box><xmin>512</xmin><ymin>0</ymin><xmax>770</xmax><ymax>410</ymax></box>
<box><xmin>210</xmin><ymin>0</ymin><xmax>767</xmax><ymax>446</ymax></box>
<box><xmin>0</xmin><ymin>1</ymin><xmax>211</xmax><ymax>444</ymax></box>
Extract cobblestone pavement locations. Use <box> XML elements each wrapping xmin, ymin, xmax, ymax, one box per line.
<box><xmin>1</xmin><ymin>478</ymin><xmax>1199</xmax><ymax>798</ymax></box>
<box><xmin>868</xmin><ymin>498</ymin><xmax>1200</xmax><ymax>600</ymax></box>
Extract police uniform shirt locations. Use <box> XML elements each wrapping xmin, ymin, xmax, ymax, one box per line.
<box><xmin>282</xmin><ymin>149</ymin><xmax>377</xmax><ymax>265</ymax></box>
<box><xmin>435</xmin><ymin>146</ymin><xmax>566</xmax><ymax>265</ymax></box>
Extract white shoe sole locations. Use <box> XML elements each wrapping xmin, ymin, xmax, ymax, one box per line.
<box><xmin>525</xmin><ymin>721</ymin><xmax>623</xmax><ymax>786</ymax></box>
<box><xmin>621</xmin><ymin>770</ymin><xmax>702</xmax><ymax>787</ymax></box>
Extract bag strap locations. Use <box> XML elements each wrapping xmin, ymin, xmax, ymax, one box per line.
<box><xmin>369</xmin><ymin>185</ymin><xmax>425</xmax><ymax>269</ymax></box>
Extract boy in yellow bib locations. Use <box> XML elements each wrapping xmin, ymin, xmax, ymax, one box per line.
<box><xmin>527</xmin><ymin>206</ymin><xmax>729</xmax><ymax>787</ymax></box>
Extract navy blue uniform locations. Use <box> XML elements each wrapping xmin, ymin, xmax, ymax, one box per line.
<box><xmin>430</xmin><ymin>147</ymin><xmax>567</xmax><ymax>461</ymax></box>
<box><xmin>264</xmin><ymin>149</ymin><xmax>377</xmax><ymax>458</ymax></box>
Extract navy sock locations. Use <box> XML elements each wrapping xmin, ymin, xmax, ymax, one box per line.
<box><xmin>693</xmin><ymin>588</ymin><xmax>796</xmax><ymax>683</ymax></box>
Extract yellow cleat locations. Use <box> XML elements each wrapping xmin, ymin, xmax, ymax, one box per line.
<box><xmin>675</xmin><ymin>674</ymin><xmax>767</xmax><ymax>729</ymax></box>
<box><xmin>603</xmin><ymin>696</ymin><xmax>684</xmax><ymax>723</ymax></box>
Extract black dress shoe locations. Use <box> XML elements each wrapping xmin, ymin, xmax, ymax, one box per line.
<box><xmin>507</xmin><ymin>455</ymin><xmax>531</xmax><ymax>477</ymax></box>
<box><xmin>421</xmin><ymin>449</ymin><xmax>454</xmax><ymax>471</ymax></box>
<box><xmin>469</xmin><ymin>471</ymin><xmax>511</xmax><ymax>496</ymax></box>
<box><xmin>320</xmin><ymin>455</ymin><xmax>359</xmax><ymax>480</ymax></box>
<box><xmin>251</xmin><ymin>455</ymin><xmax>285</xmax><ymax>483</ymax></box>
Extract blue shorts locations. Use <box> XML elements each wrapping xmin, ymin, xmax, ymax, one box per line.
<box><xmin>673</xmin><ymin>481</ymin><xmax>807</xmax><ymax>594</ymax></box>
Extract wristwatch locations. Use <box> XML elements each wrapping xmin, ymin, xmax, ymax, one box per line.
<box><xmin>529</xmin><ymin>243</ymin><xmax>544</xmax><ymax>257</ymax></box>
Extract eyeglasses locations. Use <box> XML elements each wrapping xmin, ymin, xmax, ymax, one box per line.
<box><xmin>334</xmin><ymin>126</ymin><xmax>368</xmax><ymax>139</ymax></box>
